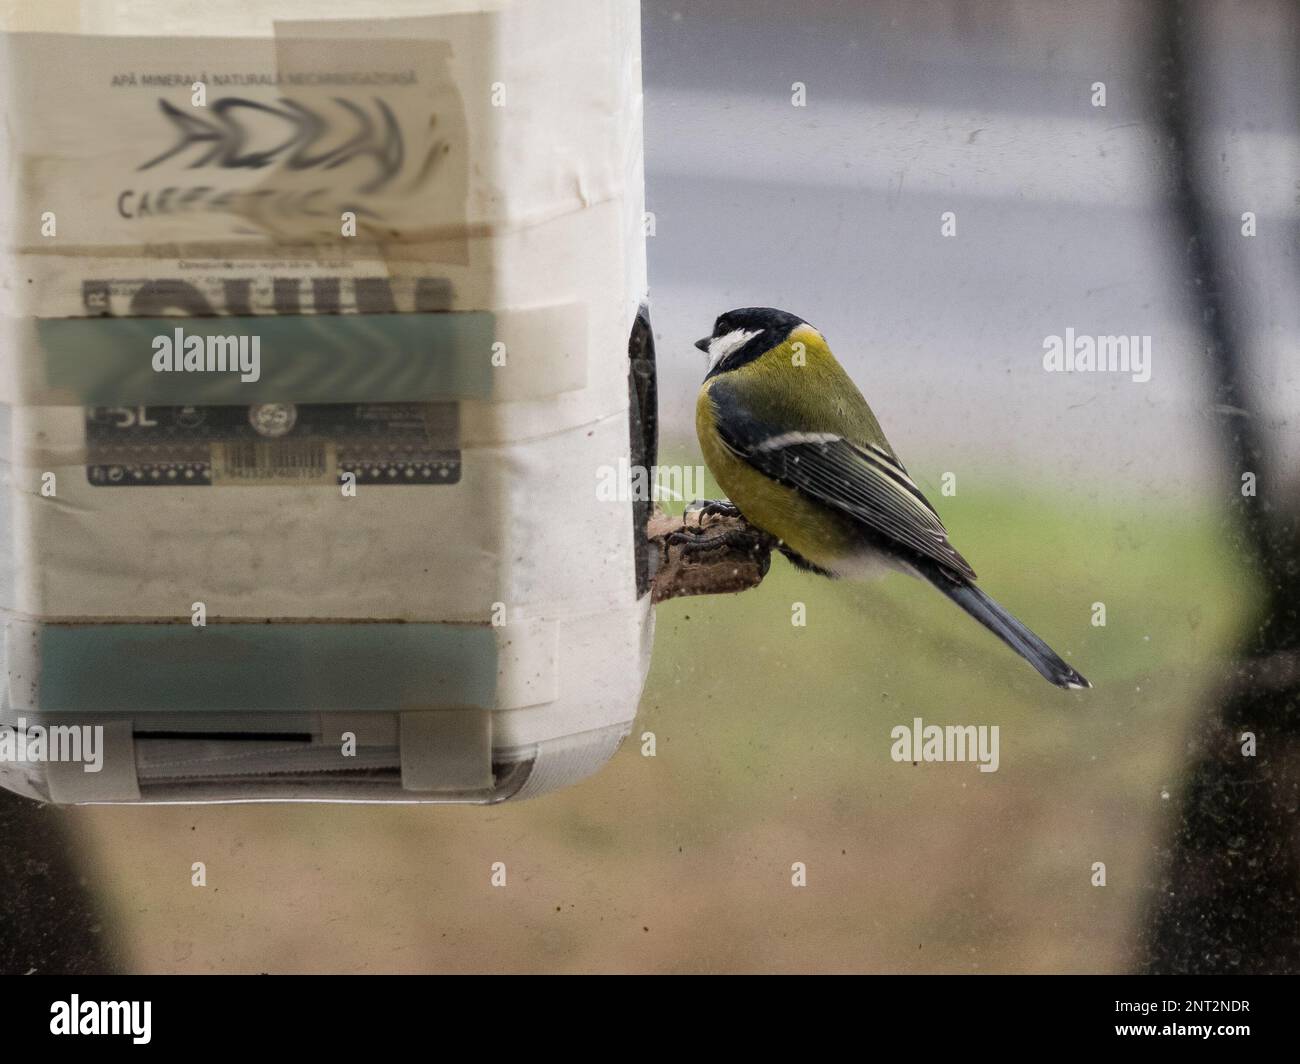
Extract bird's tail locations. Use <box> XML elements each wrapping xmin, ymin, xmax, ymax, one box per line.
<box><xmin>930</xmin><ymin>575</ymin><xmax>1091</xmax><ymax>690</ymax></box>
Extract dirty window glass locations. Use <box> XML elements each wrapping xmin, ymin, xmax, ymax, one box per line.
<box><xmin>2</xmin><ymin>0</ymin><xmax>1297</xmax><ymax>983</ymax></box>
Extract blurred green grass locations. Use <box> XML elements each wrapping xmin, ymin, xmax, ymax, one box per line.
<box><xmin>70</xmin><ymin>460</ymin><xmax>1253</xmax><ymax>972</ymax></box>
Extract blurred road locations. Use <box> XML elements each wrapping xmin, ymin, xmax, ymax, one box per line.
<box><xmin>642</xmin><ymin>0</ymin><xmax>1300</xmax><ymax>494</ymax></box>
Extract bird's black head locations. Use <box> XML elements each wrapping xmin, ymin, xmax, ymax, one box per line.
<box><xmin>694</xmin><ymin>307</ymin><xmax>811</xmax><ymax>378</ymax></box>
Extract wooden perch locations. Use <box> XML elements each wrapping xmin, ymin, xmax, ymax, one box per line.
<box><xmin>648</xmin><ymin>505</ymin><xmax>776</xmax><ymax>603</ymax></box>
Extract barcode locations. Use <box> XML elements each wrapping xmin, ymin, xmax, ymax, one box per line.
<box><xmin>221</xmin><ymin>440</ymin><xmax>328</xmax><ymax>479</ymax></box>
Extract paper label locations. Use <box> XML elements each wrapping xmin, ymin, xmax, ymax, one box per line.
<box><xmin>1</xmin><ymin>29</ymin><xmax>473</xmax><ymax>251</ymax></box>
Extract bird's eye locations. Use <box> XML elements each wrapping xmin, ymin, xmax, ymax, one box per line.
<box><xmin>714</xmin><ymin>319</ymin><xmax>728</xmax><ymax>336</ymax></box>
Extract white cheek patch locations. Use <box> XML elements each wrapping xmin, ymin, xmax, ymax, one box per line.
<box><xmin>707</xmin><ymin>327</ymin><xmax>762</xmax><ymax>373</ymax></box>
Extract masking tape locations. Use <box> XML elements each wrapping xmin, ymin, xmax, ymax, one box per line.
<box><xmin>7</xmin><ymin>619</ymin><xmax>500</xmax><ymax>713</ymax></box>
<box><xmin>0</xmin><ymin>12</ymin><xmax>636</xmax><ymax>255</ymax></box>
<box><xmin>32</xmin><ymin>313</ymin><xmax>495</xmax><ymax>405</ymax></box>
<box><xmin>3</xmin><ymin>307</ymin><xmax>587</xmax><ymax>417</ymax></box>
<box><xmin>399</xmin><ymin>710</ymin><xmax>492</xmax><ymax>792</ymax></box>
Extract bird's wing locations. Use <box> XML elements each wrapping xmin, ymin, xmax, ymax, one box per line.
<box><xmin>713</xmin><ymin>403</ymin><xmax>977</xmax><ymax>581</ymax></box>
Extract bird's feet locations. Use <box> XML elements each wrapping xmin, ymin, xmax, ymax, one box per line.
<box><xmin>664</xmin><ymin>524</ymin><xmax>768</xmax><ymax>557</ymax></box>
<box><xmin>649</xmin><ymin>502</ymin><xmax>775</xmax><ymax>602</ymax></box>
<box><xmin>683</xmin><ymin>498</ymin><xmax>743</xmax><ymax>528</ymax></box>
<box><xmin>669</xmin><ymin>499</ymin><xmax>773</xmax><ymax>560</ymax></box>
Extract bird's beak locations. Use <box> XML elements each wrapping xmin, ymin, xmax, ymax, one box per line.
<box><xmin>694</xmin><ymin>336</ymin><xmax>711</xmax><ymax>353</ymax></box>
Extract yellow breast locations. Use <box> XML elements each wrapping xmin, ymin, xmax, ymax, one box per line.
<box><xmin>695</xmin><ymin>381</ymin><xmax>864</xmax><ymax>571</ymax></box>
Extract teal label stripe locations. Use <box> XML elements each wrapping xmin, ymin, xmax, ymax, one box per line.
<box><xmin>37</xmin><ymin>313</ymin><xmax>495</xmax><ymax>404</ymax></box>
<box><xmin>36</xmin><ymin>623</ymin><xmax>498</xmax><ymax>713</ymax></box>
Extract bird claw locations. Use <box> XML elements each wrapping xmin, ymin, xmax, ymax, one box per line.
<box><xmin>666</xmin><ymin>524</ymin><xmax>771</xmax><ymax>565</ymax></box>
<box><xmin>683</xmin><ymin>498</ymin><xmax>743</xmax><ymax>529</ymax></box>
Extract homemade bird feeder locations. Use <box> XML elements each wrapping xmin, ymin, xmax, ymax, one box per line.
<box><xmin>0</xmin><ymin>0</ymin><xmax>777</xmax><ymax>805</ymax></box>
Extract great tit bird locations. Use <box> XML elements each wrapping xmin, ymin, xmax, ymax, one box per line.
<box><xmin>693</xmin><ymin>307</ymin><xmax>1090</xmax><ymax>690</ymax></box>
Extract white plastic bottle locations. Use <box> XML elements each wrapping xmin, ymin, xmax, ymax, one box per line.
<box><xmin>0</xmin><ymin>0</ymin><xmax>652</xmax><ymax>803</ymax></box>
